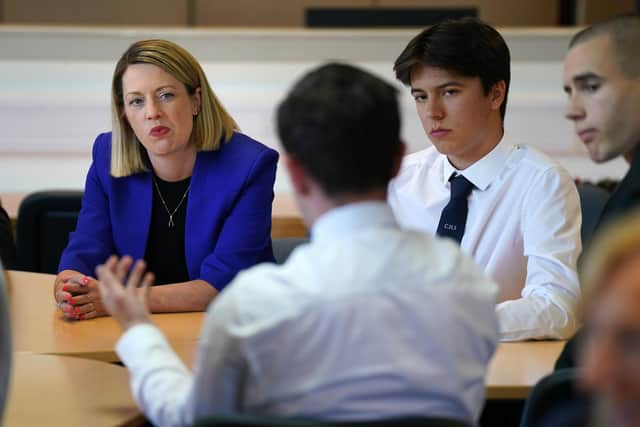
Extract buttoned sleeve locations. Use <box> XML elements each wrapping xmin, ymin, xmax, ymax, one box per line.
<box><xmin>116</xmin><ymin>286</ymin><xmax>248</xmax><ymax>426</ymax></box>
<box><xmin>497</xmin><ymin>166</ymin><xmax>582</xmax><ymax>341</ymax></box>
<box><xmin>117</xmin><ymin>323</ymin><xmax>194</xmax><ymax>427</ymax></box>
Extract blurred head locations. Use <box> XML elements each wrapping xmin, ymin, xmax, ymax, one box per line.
<box><xmin>579</xmin><ymin>211</ymin><xmax>640</xmax><ymax>427</ymax></box>
<box><xmin>277</xmin><ymin>63</ymin><xmax>403</xmax><ymax>199</ymax></box>
<box><xmin>110</xmin><ymin>39</ymin><xmax>238</xmax><ymax>177</ymax></box>
<box><xmin>563</xmin><ymin>15</ymin><xmax>640</xmax><ymax>164</ymax></box>
<box><xmin>394</xmin><ymin>18</ymin><xmax>509</xmax><ymax>169</ymax></box>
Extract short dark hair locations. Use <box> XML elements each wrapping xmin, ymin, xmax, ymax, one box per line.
<box><xmin>569</xmin><ymin>14</ymin><xmax>640</xmax><ymax>79</ymax></box>
<box><xmin>277</xmin><ymin>63</ymin><xmax>401</xmax><ymax>197</ymax></box>
<box><xmin>394</xmin><ymin>17</ymin><xmax>510</xmax><ymax>121</ymax></box>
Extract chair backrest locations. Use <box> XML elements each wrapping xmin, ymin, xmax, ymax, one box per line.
<box><xmin>576</xmin><ymin>183</ymin><xmax>610</xmax><ymax>248</ymax></box>
<box><xmin>15</xmin><ymin>190</ymin><xmax>83</xmax><ymax>274</ymax></box>
<box><xmin>0</xmin><ymin>261</ymin><xmax>12</xmax><ymax>425</ymax></box>
<box><xmin>520</xmin><ymin>368</ymin><xmax>589</xmax><ymax>427</ymax></box>
<box><xmin>193</xmin><ymin>415</ymin><xmax>469</xmax><ymax>427</ymax></box>
<box><xmin>272</xmin><ymin>237</ymin><xmax>309</xmax><ymax>265</ymax></box>
<box><xmin>0</xmin><ymin>205</ymin><xmax>16</xmax><ymax>269</ymax></box>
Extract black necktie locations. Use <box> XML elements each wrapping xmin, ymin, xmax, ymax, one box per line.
<box><xmin>436</xmin><ymin>174</ymin><xmax>475</xmax><ymax>244</ymax></box>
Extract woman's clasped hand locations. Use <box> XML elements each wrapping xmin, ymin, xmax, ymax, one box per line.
<box><xmin>54</xmin><ymin>272</ymin><xmax>105</xmax><ymax>320</ymax></box>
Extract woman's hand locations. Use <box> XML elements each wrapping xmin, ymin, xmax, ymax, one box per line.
<box><xmin>54</xmin><ymin>270</ymin><xmax>107</xmax><ymax>320</ymax></box>
<box><xmin>96</xmin><ymin>255</ymin><xmax>154</xmax><ymax>331</ymax></box>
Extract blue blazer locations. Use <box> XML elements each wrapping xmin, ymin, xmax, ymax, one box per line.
<box><xmin>59</xmin><ymin>131</ymin><xmax>278</xmax><ymax>290</ymax></box>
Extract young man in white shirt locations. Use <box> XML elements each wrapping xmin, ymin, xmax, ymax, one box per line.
<box><xmin>388</xmin><ymin>17</ymin><xmax>582</xmax><ymax>341</ymax></box>
<box><xmin>95</xmin><ymin>63</ymin><xmax>499</xmax><ymax>426</ymax></box>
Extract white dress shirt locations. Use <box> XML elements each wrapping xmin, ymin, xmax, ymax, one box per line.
<box><xmin>117</xmin><ymin>202</ymin><xmax>499</xmax><ymax>426</ymax></box>
<box><xmin>388</xmin><ymin>138</ymin><xmax>582</xmax><ymax>341</ymax></box>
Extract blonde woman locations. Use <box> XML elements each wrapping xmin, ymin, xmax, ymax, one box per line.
<box><xmin>53</xmin><ymin>39</ymin><xmax>278</xmax><ymax>320</ymax></box>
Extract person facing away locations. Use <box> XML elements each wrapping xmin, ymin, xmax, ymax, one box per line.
<box><xmin>387</xmin><ymin>17</ymin><xmax>582</xmax><ymax>341</ymax></box>
<box><xmin>556</xmin><ymin>14</ymin><xmax>640</xmax><ymax>369</ymax></box>
<box><xmin>53</xmin><ymin>39</ymin><xmax>278</xmax><ymax>320</ymax></box>
<box><xmin>95</xmin><ymin>63</ymin><xmax>499</xmax><ymax>426</ymax></box>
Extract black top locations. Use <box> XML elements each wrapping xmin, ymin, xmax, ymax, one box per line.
<box><xmin>144</xmin><ymin>175</ymin><xmax>191</xmax><ymax>286</ymax></box>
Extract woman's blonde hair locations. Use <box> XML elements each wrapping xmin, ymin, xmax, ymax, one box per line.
<box><xmin>580</xmin><ymin>210</ymin><xmax>640</xmax><ymax>315</ymax></box>
<box><xmin>110</xmin><ymin>39</ymin><xmax>238</xmax><ymax>177</ymax></box>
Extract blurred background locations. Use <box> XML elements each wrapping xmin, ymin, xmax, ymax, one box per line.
<box><xmin>0</xmin><ymin>0</ymin><xmax>637</xmax><ymax>195</ymax></box>
<box><xmin>0</xmin><ymin>0</ymin><xmax>634</xmax><ymax>27</ymax></box>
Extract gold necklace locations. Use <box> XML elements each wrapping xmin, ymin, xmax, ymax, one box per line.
<box><xmin>152</xmin><ymin>176</ymin><xmax>190</xmax><ymax>228</ymax></box>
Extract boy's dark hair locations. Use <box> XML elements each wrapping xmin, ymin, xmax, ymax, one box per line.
<box><xmin>394</xmin><ymin>17</ymin><xmax>510</xmax><ymax>121</ymax></box>
<box><xmin>277</xmin><ymin>63</ymin><xmax>401</xmax><ymax>197</ymax></box>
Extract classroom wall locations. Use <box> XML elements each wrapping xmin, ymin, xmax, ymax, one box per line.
<box><xmin>0</xmin><ymin>26</ymin><xmax>627</xmax><ymax>196</ymax></box>
<box><xmin>2</xmin><ymin>0</ymin><xmax>635</xmax><ymax>27</ymax></box>
<box><xmin>3</xmin><ymin>0</ymin><xmax>189</xmax><ymax>25</ymax></box>
<box><xmin>374</xmin><ymin>0</ymin><xmax>559</xmax><ymax>26</ymax></box>
<box><xmin>576</xmin><ymin>0</ymin><xmax>635</xmax><ymax>24</ymax></box>
<box><xmin>2</xmin><ymin>0</ymin><xmax>636</xmax><ymax>29</ymax></box>
<box><xmin>0</xmin><ymin>0</ymin><xmax>562</xmax><ymax>27</ymax></box>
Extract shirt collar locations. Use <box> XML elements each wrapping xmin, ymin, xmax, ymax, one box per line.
<box><xmin>440</xmin><ymin>135</ymin><xmax>514</xmax><ymax>191</ymax></box>
<box><xmin>311</xmin><ymin>201</ymin><xmax>397</xmax><ymax>244</ymax></box>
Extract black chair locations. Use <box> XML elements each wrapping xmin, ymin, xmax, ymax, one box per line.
<box><xmin>520</xmin><ymin>368</ymin><xmax>590</xmax><ymax>427</ymax></box>
<box><xmin>15</xmin><ymin>190</ymin><xmax>83</xmax><ymax>274</ymax></box>
<box><xmin>0</xmin><ymin>204</ymin><xmax>16</xmax><ymax>269</ymax></box>
<box><xmin>193</xmin><ymin>415</ymin><xmax>469</xmax><ymax>427</ymax></box>
<box><xmin>272</xmin><ymin>237</ymin><xmax>309</xmax><ymax>265</ymax></box>
<box><xmin>576</xmin><ymin>183</ymin><xmax>610</xmax><ymax>248</ymax></box>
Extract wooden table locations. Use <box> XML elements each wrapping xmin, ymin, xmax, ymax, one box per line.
<box><xmin>8</xmin><ymin>270</ymin><xmax>202</xmax><ymax>363</ymax></box>
<box><xmin>1</xmin><ymin>192</ymin><xmax>308</xmax><ymax>238</ymax></box>
<box><xmin>485</xmin><ymin>340</ymin><xmax>565</xmax><ymax>399</ymax></box>
<box><xmin>4</xmin><ymin>353</ymin><xmax>143</xmax><ymax>426</ymax></box>
<box><xmin>7</xmin><ymin>270</ymin><xmax>564</xmax><ymax>400</ymax></box>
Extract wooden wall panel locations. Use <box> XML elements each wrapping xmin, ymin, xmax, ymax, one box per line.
<box><xmin>3</xmin><ymin>0</ymin><xmax>188</xmax><ymax>25</ymax></box>
<box><xmin>377</xmin><ymin>0</ymin><xmax>559</xmax><ymax>26</ymax></box>
<box><xmin>194</xmin><ymin>0</ymin><xmax>559</xmax><ymax>27</ymax></box>
<box><xmin>194</xmin><ymin>0</ymin><xmax>371</xmax><ymax>27</ymax></box>
<box><xmin>479</xmin><ymin>0</ymin><xmax>558</xmax><ymax>26</ymax></box>
<box><xmin>577</xmin><ymin>0</ymin><xmax>635</xmax><ymax>24</ymax></box>
<box><xmin>1</xmin><ymin>0</ymin><xmax>564</xmax><ymax>27</ymax></box>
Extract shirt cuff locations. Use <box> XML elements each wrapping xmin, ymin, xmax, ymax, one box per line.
<box><xmin>116</xmin><ymin>323</ymin><xmax>170</xmax><ymax>368</ymax></box>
